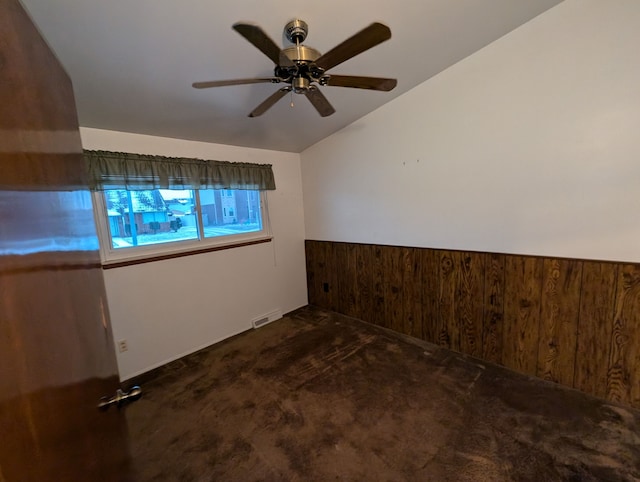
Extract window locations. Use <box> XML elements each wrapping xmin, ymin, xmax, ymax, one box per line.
<box><xmin>93</xmin><ymin>188</ymin><xmax>269</xmax><ymax>263</ymax></box>
<box><xmin>85</xmin><ymin>149</ymin><xmax>276</xmax><ymax>264</ymax></box>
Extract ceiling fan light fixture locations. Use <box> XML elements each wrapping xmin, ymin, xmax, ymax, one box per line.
<box><xmin>292</xmin><ymin>76</ymin><xmax>310</xmax><ymax>93</ymax></box>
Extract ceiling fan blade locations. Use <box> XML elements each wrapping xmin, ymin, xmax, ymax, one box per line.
<box><xmin>304</xmin><ymin>87</ymin><xmax>335</xmax><ymax>117</ymax></box>
<box><xmin>249</xmin><ymin>87</ymin><xmax>291</xmax><ymax>117</ymax></box>
<box><xmin>313</xmin><ymin>23</ymin><xmax>391</xmax><ymax>72</ymax></box>
<box><xmin>192</xmin><ymin>78</ymin><xmax>279</xmax><ymax>89</ymax></box>
<box><xmin>323</xmin><ymin>75</ymin><xmax>397</xmax><ymax>91</ymax></box>
<box><xmin>233</xmin><ymin>23</ymin><xmax>294</xmax><ymax>67</ymax></box>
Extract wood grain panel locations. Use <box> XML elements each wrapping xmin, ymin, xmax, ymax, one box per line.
<box><xmin>537</xmin><ymin>258</ymin><xmax>582</xmax><ymax>385</ymax></box>
<box><xmin>607</xmin><ymin>264</ymin><xmax>640</xmax><ymax>406</ymax></box>
<box><xmin>483</xmin><ymin>253</ymin><xmax>505</xmax><ymax>365</ymax></box>
<box><xmin>305</xmin><ymin>240</ymin><xmax>320</xmax><ymax>306</ymax></box>
<box><xmin>404</xmin><ymin>248</ymin><xmax>423</xmax><ymax>340</ymax></box>
<box><xmin>438</xmin><ymin>251</ymin><xmax>457</xmax><ymax>350</ymax></box>
<box><xmin>355</xmin><ymin>244</ymin><xmax>374</xmax><ymax>324</ymax></box>
<box><xmin>334</xmin><ymin>243</ymin><xmax>346</xmax><ymax>313</ymax></box>
<box><xmin>383</xmin><ymin>246</ymin><xmax>404</xmax><ymax>332</ymax></box>
<box><xmin>502</xmin><ymin>255</ymin><xmax>543</xmax><ymax>376</ymax></box>
<box><xmin>330</xmin><ymin>243</ymin><xmax>342</xmax><ymax>312</ymax></box>
<box><xmin>308</xmin><ymin>241</ymin><xmax>335</xmax><ymax>311</ymax></box>
<box><xmin>336</xmin><ymin>243</ymin><xmax>358</xmax><ymax>318</ymax></box>
<box><xmin>371</xmin><ymin>245</ymin><xmax>386</xmax><ymax>327</ymax></box>
<box><xmin>436</xmin><ymin>251</ymin><xmax>484</xmax><ymax>355</ymax></box>
<box><xmin>574</xmin><ymin>261</ymin><xmax>617</xmax><ymax>399</ymax></box>
<box><xmin>308</xmin><ymin>240</ymin><xmax>327</xmax><ymax>308</ymax></box>
<box><xmin>421</xmin><ymin>249</ymin><xmax>440</xmax><ymax>344</ymax></box>
<box><xmin>456</xmin><ymin>252</ymin><xmax>485</xmax><ymax>358</ymax></box>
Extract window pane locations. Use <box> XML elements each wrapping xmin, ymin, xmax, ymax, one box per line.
<box><xmin>200</xmin><ymin>189</ymin><xmax>262</xmax><ymax>239</ymax></box>
<box><xmin>104</xmin><ymin>189</ymin><xmax>198</xmax><ymax>249</ymax></box>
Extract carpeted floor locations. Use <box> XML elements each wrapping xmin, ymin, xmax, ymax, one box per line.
<box><xmin>124</xmin><ymin>306</ymin><xmax>640</xmax><ymax>481</ymax></box>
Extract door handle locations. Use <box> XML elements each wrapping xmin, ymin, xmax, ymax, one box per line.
<box><xmin>98</xmin><ymin>386</ymin><xmax>142</xmax><ymax>410</ymax></box>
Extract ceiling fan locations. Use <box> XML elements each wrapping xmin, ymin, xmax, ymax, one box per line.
<box><xmin>192</xmin><ymin>19</ymin><xmax>397</xmax><ymax>117</ymax></box>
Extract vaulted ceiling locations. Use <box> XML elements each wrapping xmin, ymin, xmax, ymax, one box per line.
<box><xmin>21</xmin><ymin>0</ymin><xmax>563</xmax><ymax>153</ymax></box>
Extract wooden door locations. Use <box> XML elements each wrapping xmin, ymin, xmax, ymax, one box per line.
<box><xmin>0</xmin><ymin>1</ymin><xmax>134</xmax><ymax>480</ymax></box>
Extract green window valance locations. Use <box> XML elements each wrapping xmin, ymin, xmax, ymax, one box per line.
<box><xmin>84</xmin><ymin>149</ymin><xmax>276</xmax><ymax>191</ymax></box>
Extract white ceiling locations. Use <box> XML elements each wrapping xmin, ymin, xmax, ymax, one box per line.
<box><xmin>21</xmin><ymin>0</ymin><xmax>562</xmax><ymax>153</ymax></box>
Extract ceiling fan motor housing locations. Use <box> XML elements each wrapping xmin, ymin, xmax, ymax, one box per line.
<box><xmin>280</xmin><ymin>44</ymin><xmax>323</xmax><ymax>91</ymax></box>
<box><xmin>292</xmin><ymin>76</ymin><xmax>310</xmax><ymax>93</ymax></box>
<box><xmin>281</xmin><ymin>46</ymin><xmax>321</xmax><ymax>64</ymax></box>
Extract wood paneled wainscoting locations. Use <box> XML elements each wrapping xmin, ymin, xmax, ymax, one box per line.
<box><xmin>305</xmin><ymin>240</ymin><xmax>640</xmax><ymax>409</ymax></box>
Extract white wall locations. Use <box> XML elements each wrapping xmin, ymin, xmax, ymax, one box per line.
<box><xmin>301</xmin><ymin>0</ymin><xmax>640</xmax><ymax>263</ymax></box>
<box><xmin>81</xmin><ymin>128</ymin><xmax>307</xmax><ymax>380</ymax></box>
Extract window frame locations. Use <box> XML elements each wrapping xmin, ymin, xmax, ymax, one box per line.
<box><xmin>92</xmin><ymin>188</ymin><xmax>271</xmax><ymax>266</ymax></box>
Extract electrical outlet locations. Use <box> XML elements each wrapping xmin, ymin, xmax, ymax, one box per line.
<box><xmin>118</xmin><ymin>340</ymin><xmax>128</xmax><ymax>353</ymax></box>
